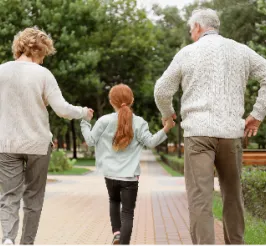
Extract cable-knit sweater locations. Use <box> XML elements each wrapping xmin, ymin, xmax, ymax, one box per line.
<box><xmin>0</xmin><ymin>61</ymin><xmax>87</xmax><ymax>155</ymax></box>
<box><xmin>154</xmin><ymin>34</ymin><xmax>266</xmax><ymax>138</ymax></box>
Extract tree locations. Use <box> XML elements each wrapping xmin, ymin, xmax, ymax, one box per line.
<box><xmin>34</xmin><ymin>0</ymin><xmax>103</xmax><ymax>158</ymax></box>
<box><xmin>246</xmin><ymin>0</ymin><xmax>266</xmax><ymax>148</ymax></box>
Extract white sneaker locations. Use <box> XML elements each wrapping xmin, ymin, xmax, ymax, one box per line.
<box><xmin>3</xmin><ymin>239</ymin><xmax>13</xmax><ymax>245</ymax></box>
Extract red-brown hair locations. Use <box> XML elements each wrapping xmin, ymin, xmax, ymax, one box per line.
<box><xmin>109</xmin><ymin>84</ymin><xmax>134</xmax><ymax>151</ymax></box>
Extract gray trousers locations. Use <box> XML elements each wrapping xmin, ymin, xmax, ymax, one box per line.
<box><xmin>0</xmin><ymin>145</ymin><xmax>52</xmax><ymax>244</ymax></box>
<box><xmin>184</xmin><ymin>137</ymin><xmax>245</xmax><ymax>245</ymax></box>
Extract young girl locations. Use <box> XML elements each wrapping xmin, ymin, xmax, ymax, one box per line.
<box><xmin>80</xmin><ymin>84</ymin><xmax>175</xmax><ymax>245</ymax></box>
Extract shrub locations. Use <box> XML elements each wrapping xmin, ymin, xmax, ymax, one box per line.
<box><xmin>49</xmin><ymin>150</ymin><xmax>76</xmax><ymax>172</ymax></box>
<box><xmin>241</xmin><ymin>168</ymin><xmax>266</xmax><ymax>220</ymax></box>
<box><xmin>159</xmin><ymin>152</ymin><xmax>184</xmax><ymax>175</ymax></box>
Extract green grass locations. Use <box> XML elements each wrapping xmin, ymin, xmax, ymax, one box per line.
<box><xmin>74</xmin><ymin>158</ymin><xmax>95</xmax><ymax>166</ymax></box>
<box><xmin>48</xmin><ymin>167</ymin><xmax>90</xmax><ymax>175</ymax></box>
<box><xmin>212</xmin><ymin>192</ymin><xmax>223</xmax><ymax>221</ymax></box>
<box><xmin>213</xmin><ymin>192</ymin><xmax>266</xmax><ymax>244</ymax></box>
<box><xmin>155</xmin><ymin>157</ymin><xmax>183</xmax><ymax>177</ymax></box>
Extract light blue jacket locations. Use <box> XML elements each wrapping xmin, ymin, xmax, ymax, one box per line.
<box><xmin>80</xmin><ymin>113</ymin><xmax>167</xmax><ymax>178</ymax></box>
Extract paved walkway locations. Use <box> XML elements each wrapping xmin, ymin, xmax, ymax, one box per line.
<box><xmin>1</xmin><ymin>150</ymin><xmax>224</xmax><ymax>245</ymax></box>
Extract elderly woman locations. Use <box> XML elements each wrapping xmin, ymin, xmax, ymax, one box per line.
<box><xmin>0</xmin><ymin>27</ymin><xmax>93</xmax><ymax>245</ymax></box>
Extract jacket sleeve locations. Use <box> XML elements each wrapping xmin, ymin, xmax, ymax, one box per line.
<box><xmin>136</xmin><ymin>119</ymin><xmax>167</xmax><ymax>148</ymax></box>
<box><xmin>80</xmin><ymin>119</ymin><xmax>106</xmax><ymax>146</ymax></box>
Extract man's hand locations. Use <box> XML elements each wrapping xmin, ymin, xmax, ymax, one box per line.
<box><xmin>244</xmin><ymin>115</ymin><xmax>261</xmax><ymax>137</ymax></box>
<box><xmin>162</xmin><ymin>113</ymin><xmax>177</xmax><ymax>126</ymax></box>
<box><xmin>172</xmin><ymin>113</ymin><xmax>177</xmax><ymax>120</ymax></box>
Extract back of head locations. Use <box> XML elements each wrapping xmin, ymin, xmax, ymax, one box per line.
<box><xmin>109</xmin><ymin>84</ymin><xmax>134</xmax><ymax>151</ymax></box>
<box><xmin>12</xmin><ymin>26</ymin><xmax>56</xmax><ymax>60</ymax></box>
<box><xmin>188</xmin><ymin>8</ymin><xmax>220</xmax><ymax>31</ymax></box>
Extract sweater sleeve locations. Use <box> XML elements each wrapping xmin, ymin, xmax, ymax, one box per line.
<box><xmin>154</xmin><ymin>52</ymin><xmax>182</xmax><ymax>118</ymax></box>
<box><xmin>248</xmin><ymin>47</ymin><xmax>266</xmax><ymax>121</ymax></box>
<box><xmin>43</xmin><ymin>70</ymin><xmax>87</xmax><ymax>120</ymax></box>
<box><xmin>137</xmin><ymin>119</ymin><xmax>167</xmax><ymax>148</ymax></box>
<box><xmin>80</xmin><ymin>118</ymin><xmax>106</xmax><ymax>146</ymax></box>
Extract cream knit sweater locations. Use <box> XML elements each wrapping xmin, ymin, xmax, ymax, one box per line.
<box><xmin>154</xmin><ymin>34</ymin><xmax>266</xmax><ymax>138</ymax></box>
<box><xmin>0</xmin><ymin>61</ymin><xmax>87</xmax><ymax>155</ymax></box>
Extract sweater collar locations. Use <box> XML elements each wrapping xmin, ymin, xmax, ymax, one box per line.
<box><xmin>200</xmin><ymin>30</ymin><xmax>219</xmax><ymax>39</ymax></box>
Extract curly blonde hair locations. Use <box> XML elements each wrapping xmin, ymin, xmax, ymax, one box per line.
<box><xmin>12</xmin><ymin>27</ymin><xmax>56</xmax><ymax>59</ymax></box>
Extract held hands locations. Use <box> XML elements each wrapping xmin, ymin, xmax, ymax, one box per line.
<box><xmin>244</xmin><ymin>115</ymin><xmax>261</xmax><ymax>137</ymax></box>
<box><xmin>162</xmin><ymin>114</ymin><xmax>176</xmax><ymax>133</ymax></box>
<box><xmin>84</xmin><ymin>107</ymin><xmax>94</xmax><ymax>121</ymax></box>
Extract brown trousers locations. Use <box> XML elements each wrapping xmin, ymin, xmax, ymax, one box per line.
<box><xmin>184</xmin><ymin>137</ymin><xmax>245</xmax><ymax>245</ymax></box>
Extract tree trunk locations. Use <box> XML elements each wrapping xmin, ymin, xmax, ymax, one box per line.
<box><xmin>57</xmin><ymin>134</ymin><xmax>64</xmax><ymax>150</ymax></box>
<box><xmin>243</xmin><ymin>137</ymin><xmax>248</xmax><ymax>149</ymax></box>
<box><xmin>71</xmin><ymin>120</ymin><xmax>77</xmax><ymax>159</ymax></box>
<box><xmin>65</xmin><ymin>128</ymin><xmax>71</xmax><ymax>151</ymax></box>
<box><xmin>96</xmin><ymin>94</ymin><xmax>106</xmax><ymax>117</ymax></box>
<box><xmin>165</xmin><ymin>139</ymin><xmax>168</xmax><ymax>154</ymax></box>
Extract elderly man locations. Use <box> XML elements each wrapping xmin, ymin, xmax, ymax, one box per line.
<box><xmin>154</xmin><ymin>8</ymin><xmax>266</xmax><ymax>245</ymax></box>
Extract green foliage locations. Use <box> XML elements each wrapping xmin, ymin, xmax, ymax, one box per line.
<box><xmin>246</xmin><ymin>0</ymin><xmax>266</xmax><ymax>147</ymax></box>
<box><xmin>247</xmin><ymin>142</ymin><xmax>259</xmax><ymax>149</ymax></box>
<box><xmin>159</xmin><ymin>160</ymin><xmax>183</xmax><ymax>177</ymax></box>
<box><xmin>48</xmin><ymin>167</ymin><xmax>89</xmax><ymax>175</ymax></box>
<box><xmin>49</xmin><ymin>150</ymin><xmax>76</xmax><ymax>172</ymax></box>
<box><xmin>244</xmin><ymin>215</ymin><xmax>266</xmax><ymax>245</ymax></box>
<box><xmin>74</xmin><ymin>158</ymin><xmax>95</xmax><ymax>167</ymax></box>
<box><xmin>213</xmin><ymin>191</ymin><xmax>266</xmax><ymax>245</ymax></box>
<box><xmin>183</xmin><ymin>0</ymin><xmax>263</xmax><ymax>45</ymax></box>
<box><xmin>250</xmin><ymin>0</ymin><xmax>266</xmax><ymax>56</ymax></box>
<box><xmin>159</xmin><ymin>152</ymin><xmax>184</xmax><ymax>175</ymax></box>
<box><xmin>212</xmin><ymin>192</ymin><xmax>223</xmax><ymax>221</ymax></box>
<box><xmin>242</xmin><ymin>168</ymin><xmax>266</xmax><ymax>220</ymax></box>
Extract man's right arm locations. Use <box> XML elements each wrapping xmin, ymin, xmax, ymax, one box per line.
<box><xmin>154</xmin><ymin>52</ymin><xmax>182</xmax><ymax>119</ymax></box>
<box><xmin>248</xmin><ymin>47</ymin><xmax>266</xmax><ymax>121</ymax></box>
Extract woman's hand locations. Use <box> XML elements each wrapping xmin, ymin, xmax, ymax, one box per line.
<box><xmin>86</xmin><ymin>108</ymin><xmax>94</xmax><ymax>121</ymax></box>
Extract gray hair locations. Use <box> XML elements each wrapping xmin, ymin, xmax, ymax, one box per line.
<box><xmin>188</xmin><ymin>8</ymin><xmax>220</xmax><ymax>31</ymax></box>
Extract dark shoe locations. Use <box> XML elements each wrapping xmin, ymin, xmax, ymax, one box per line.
<box><xmin>112</xmin><ymin>234</ymin><xmax>120</xmax><ymax>245</ymax></box>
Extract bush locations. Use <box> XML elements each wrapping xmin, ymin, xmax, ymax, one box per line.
<box><xmin>159</xmin><ymin>152</ymin><xmax>184</xmax><ymax>175</ymax></box>
<box><xmin>49</xmin><ymin>150</ymin><xmax>76</xmax><ymax>172</ymax></box>
<box><xmin>242</xmin><ymin>168</ymin><xmax>266</xmax><ymax>220</ymax></box>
